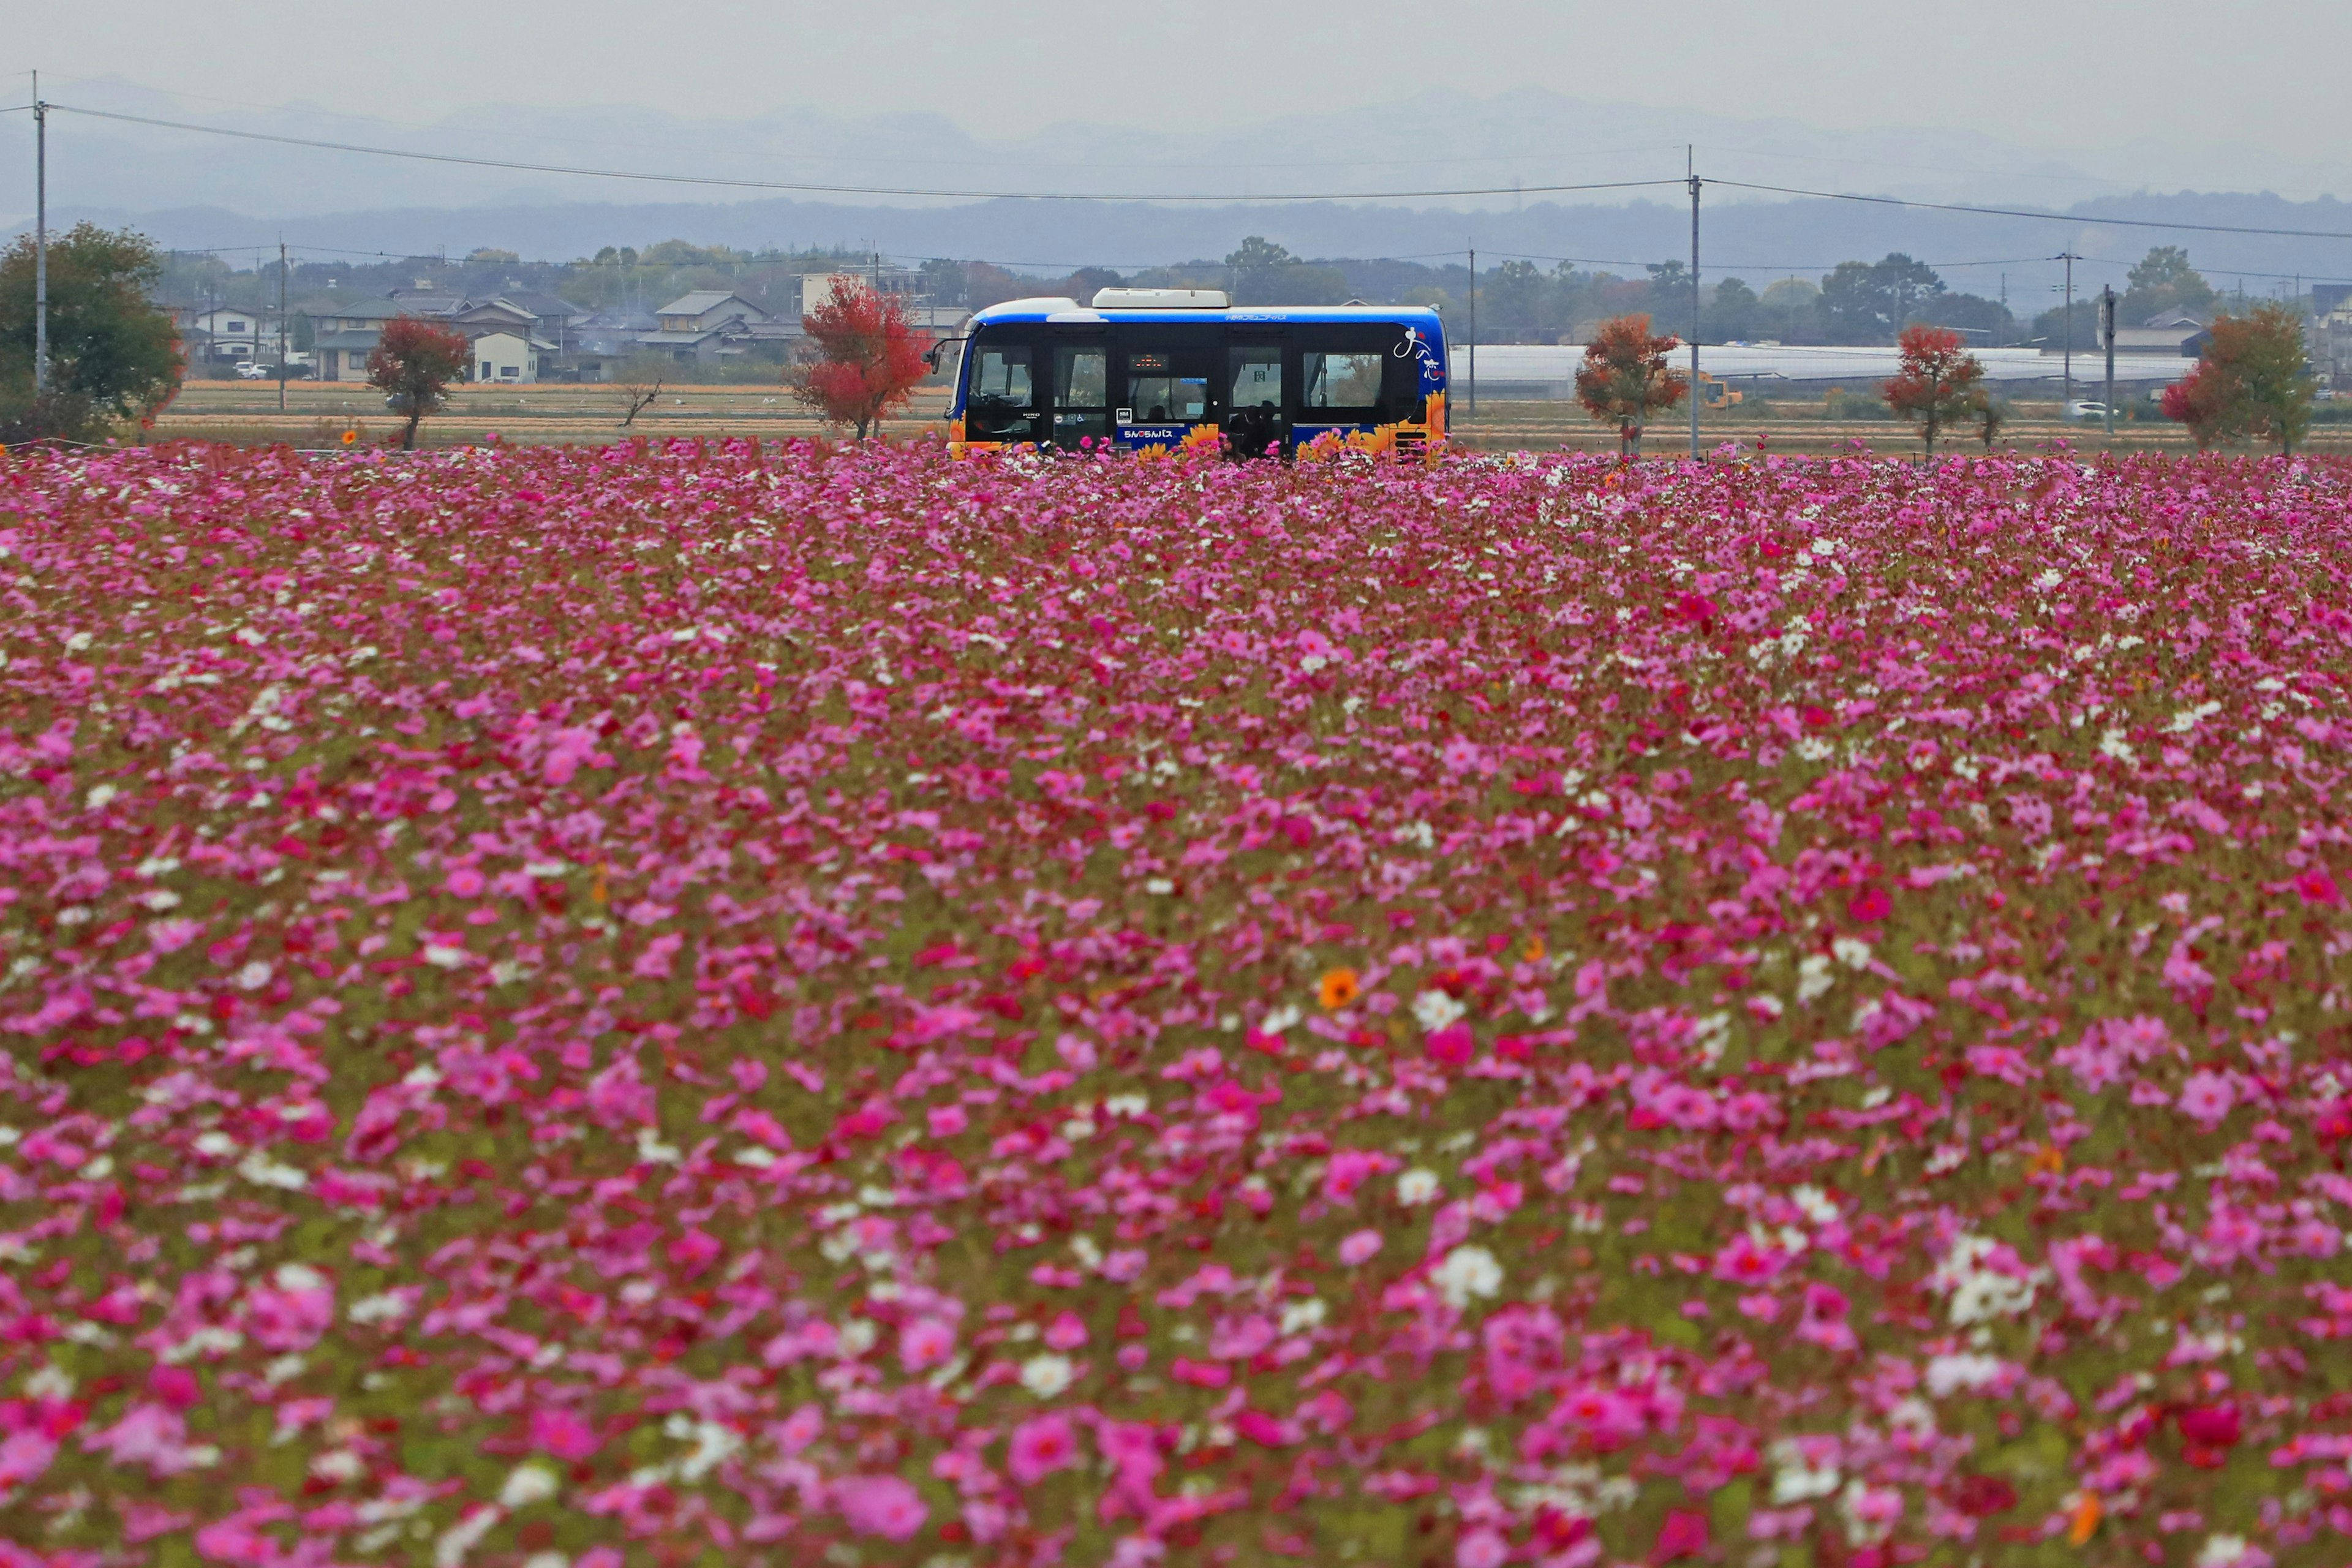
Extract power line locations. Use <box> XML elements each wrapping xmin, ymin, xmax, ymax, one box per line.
<box><xmin>46</xmin><ymin>103</ymin><xmax>1686</xmax><ymax>205</ymax></box>
<box><xmin>1702</xmin><ymin>177</ymin><xmax>2352</xmax><ymax>242</ymax></box>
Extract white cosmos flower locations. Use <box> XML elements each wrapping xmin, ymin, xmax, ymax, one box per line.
<box><xmin>1020</xmin><ymin>1353</ymin><xmax>1074</xmax><ymax>1398</ymax></box>
<box><xmin>1433</xmin><ymin>1245</ymin><xmax>1502</xmax><ymax>1310</ymax></box>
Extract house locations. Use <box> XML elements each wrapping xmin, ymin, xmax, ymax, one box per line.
<box><xmin>651</xmin><ymin>292</ymin><xmax>771</xmax><ymax>334</ymax></box>
<box><xmin>2098</xmin><ymin>307</ymin><xmax>2208</xmax><ymax>358</ymax></box>
<box><xmin>467</xmin><ymin>329</ymin><xmax>556</xmax><ymax>383</ymax></box>
<box><xmin>184</xmin><ymin>305</ymin><xmax>280</xmax><ymax>363</ymax></box>
<box><xmin>568</xmin><ymin>306</ymin><xmax>658</xmax><ymax>383</ymax></box>
<box><xmin>496</xmin><ymin>290</ymin><xmax>588</xmax><ymax>348</ymax></box>
<box><xmin>308</xmin><ymin>299</ymin><xmax>434</xmax><ymax>382</ymax></box>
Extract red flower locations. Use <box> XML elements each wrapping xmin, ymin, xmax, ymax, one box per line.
<box><xmin>2177</xmin><ymin>1403</ymin><xmax>2242</xmax><ymax>1449</ymax></box>
<box><xmin>1847</xmin><ymin>884</ymin><xmax>1891</xmax><ymax>924</ymax></box>
<box><xmin>1649</xmin><ymin>1507</ymin><xmax>1710</xmax><ymax>1565</ymax></box>
<box><xmin>1951</xmin><ymin>1474</ymin><xmax>2017</xmax><ymax>1517</ymax></box>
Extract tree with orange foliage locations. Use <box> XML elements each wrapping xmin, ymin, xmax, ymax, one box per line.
<box><xmin>2162</xmin><ymin>303</ymin><xmax>2315</xmax><ymax>454</ymax></box>
<box><xmin>1574</xmin><ymin>314</ymin><xmax>1686</xmax><ymax>458</ymax></box>
<box><xmin>367</xmin><ymin>316</ymin><xmax>472</xmax><ymax>451</ymax></box>
<box><xmin>788</xmin><ymin>276</ymin><xmax>932</xmax><ymax>439</ymax></box>
<box><xmin>1882</xmin><ymin>324</ymin><xmax>1985</xmax><ymax>454</ymax></box>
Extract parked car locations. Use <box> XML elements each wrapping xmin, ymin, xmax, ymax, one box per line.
<box><xmin>233</xmin><ymin>362</ymin><xmax>270</xmax><ymax>380</ymax></box>
<box><xmin>2064</xmin><ymin>399</ymin><xmax>2111</xmax><ymax>421</ymax></box>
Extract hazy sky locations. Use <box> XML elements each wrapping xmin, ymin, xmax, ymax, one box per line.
<box><xmin>9</xmin><ymin>0</ymin><xmax>2345</xmax><ymax>156</ymax></box>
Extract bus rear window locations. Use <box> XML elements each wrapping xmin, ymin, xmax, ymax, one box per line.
<box><xmin>1304</xmin><ymin>351</ymin><xmax>1385</xmax><ymax>409</ymax></box>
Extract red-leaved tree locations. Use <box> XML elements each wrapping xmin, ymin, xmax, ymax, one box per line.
<box><xmin>789</xmin><ymin>277</ymin><xmax>932</xmax><ymax>439</ymax></box>
<box><xmin>367</xmin><ymin>317</ymin><xmax>472</xmax><ymax>451</ymax></box>
<box><xmin>2160</xmin><ymin>361</ymin><xmax>2230</xmax><ymax>450</ymax></box>
<box><xmin>1574</xmin><ymin>314</ymin><xmax>1687</xmax><ymax>458</ymax></box>
<box><xmin>1882</xmin><ymin>325</ymin><xmax>1985</xmax><ymax>454</ymax></box>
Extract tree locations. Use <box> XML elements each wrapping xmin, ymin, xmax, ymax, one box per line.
<box><xmin>1757</xmin><ymin>278</ymin><xmax>1822</xmax><ymax>343</ymax></box>
<box><xmin>368</xmin><ymin>316</ymin><xmax>471</xmax><ymax>451</ymax></box>
<box><xmin>619</xmin><ymin>370</ymin><xmax>665</xmax><ymax>428</ymax></box>
<box><xmin>0</xmin><ymin>222</ymin><xmax>183</xmax><ymax>442</ymax></box>
<box><xmin>2122</xmin><ymin>246</ymin><xmax>2217</xmax><ymax>323</ymax></box>
<box><xmin>1486</xmin><ymin>260</ymin><xmax>1551</xmax><ymax>342</ymax></box>
<box><xmin>918</xmin><ymin>258</ymin><xmax>968</xmax><ymax>307</ymax></box>
<box><xmin>1704</xmin><ymin>278</ymin><xmax>1759</xmax><ymax>344</ymax></box>
<box><xmin>1574</xmin><ymin>314</ymin><xmax>1687</xmax><ymax>458</ymax></box>
<box><xmin>1226</xmin><ymin>236</ymin><xmax>1297</xmax><ymax>306</ymax></box>
<box><xmin>1819</xmin><ymin>254</ymin><xmax>1945</xmax><ymax>343</ymax></box>
<box><xmin>1882</xmin><ymin>325</ymin><xmax>1985</xmax><ymax>454</ymax></box>
<box><xmin>2162</xmin><ymin>303</ymin><xmax>2315</xmax><ymax>454</ymax></box>
<box><xmin>788</xmin><ymin>276</ymin><xmax>930</xmax><ymax>440</ymax></box>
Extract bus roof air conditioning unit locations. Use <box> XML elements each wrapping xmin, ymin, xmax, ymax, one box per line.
<box><xmin>1091</xmin><ymin>288</ymin><xmax>1230</xmax><ymax>309</ymax></box>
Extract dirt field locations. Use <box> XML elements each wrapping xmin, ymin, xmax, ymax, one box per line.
<box><xmin>147</xmin><ymin>380</ymin><xmax>2352</xmax><ymax>455</ymax></box>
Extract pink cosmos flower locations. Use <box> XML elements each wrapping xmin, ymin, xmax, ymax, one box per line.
<box><xmin>900</xmin><ymin>1315</ymin><xmax>957</xmax><ymax>1373</ymax></box>
<box><xmin>2178</xmin><ymin>1070</ymin><xmax>2236</xmax><ymax>1128</ymax></box>
<box><xmin>1650</xmin><ymin>1507</ymin><xmax>1711</xmax><ymax>1564</ymax></box>
<box><xmin>1008</xmin><ymin>1413</ymin><xmax>1079</xmax><ymax>1487</ymax></box>
<box><xmin>1426</xmin><ymin>1022</ymin><xmax>1474</xmax><ymax>1066</ymax></box>
<box><xmin>1456</xmin><ymin>1527</ymin><xmax>1508</xmax><ymax>1568</ymax></box>
<box><xmin>1044</xmin><ymin>1310</ymin><xmax>1089</xmax><ymax>1351</ymax></box>
<box><xmin>1339</xmin><ymin>1229</ymin><xmax>1384</xmax><ymax>1265</ymax></box>
<box><xmin>530</xmin><ymin>1406</ymin><xmax>601</xmax><ymax>1461</ymax></box>
<box><xmin>837</xmin><ymin>1474</ymin><xmax>927</xmax><ymax>1540</ymax></box>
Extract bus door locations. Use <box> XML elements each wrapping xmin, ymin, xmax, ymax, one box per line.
<box><xmin>1224</xmin><ymin>328</ymin><xmax>1288</xmax><ymax>458</ymax></box>
<box><xmin>1048</xmin><ymin>330</ymin><xmax>1110</xmax><ymax>451</ymax></box>
<box><xmin>1114</xmin><ymin>328</ymin><xmax>1216</xmax><ymax>452</ymax></box>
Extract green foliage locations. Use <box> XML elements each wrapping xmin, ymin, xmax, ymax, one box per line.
<box><xmin>2121</xmin><ymin>246</ymin><xmax>2217</xmax><ymax>323</ymax></box>
<box><xmin>1819</xmin><ymin>253</ymin><xmax>1945</xmax><ymax>344</ymax></box>
<box><xmin>1223</xmin><ymin>236</ymin><xmax>1349</xmax><ymax>307</ymax></box>
<box><xmin>2195</xmin><ymin>301</ymin><xmax>2318</xmax><ymax>454</ymax></box>
<box><xmin>0</xmin><ymin>222</ymin><xmax>184</xmax><ymax>442</ymax></box>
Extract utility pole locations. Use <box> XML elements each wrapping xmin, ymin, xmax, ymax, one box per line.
<box><xmin>277</xmin><ymin>238</ymin><xmax>290</xmax><ymax>413</ymax></box>
<box><xmin>1466</xmin><ymin>241</ymin><xmax>1476</xmax><ymax>420</ymax></box>
<box><xmin>32</xmin><ymin>71</ymin><xmax>48</xmax><ymax>398</ymax></box>
<box><xmin>1999</xmin><ymin>274</ymin><xmax>2008</xmax><ymax>344</ymax></box>
<box><xmin>2101</xmin><ymin>284</ymin><xmax>2116</xmax><ymax>444</ymax></box>
<box><xmin>1688</xmin><ymin>149</ymin><xmax>1701</xmax><ymax>460</ymax></box>
<box><xmin>2057</xmin><ymin>251</ymin><xmax>2081</xmax><ymax>411</ymax></box>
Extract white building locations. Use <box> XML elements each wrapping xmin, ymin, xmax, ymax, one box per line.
<box><xmin>184</xmin><ymin>305</ymin><xmax>281</xmax><ymax>363</ymax></box>
<box><xmin>469</xmin><ymin>330</ymin><xmax>554</xmax><ymax>383</ymax></box>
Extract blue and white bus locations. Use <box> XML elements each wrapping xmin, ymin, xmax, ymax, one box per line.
<box><xmin>945</xmin><ymin>289</ymin><xmax>1448</xmax><ymax>458</ymax></box>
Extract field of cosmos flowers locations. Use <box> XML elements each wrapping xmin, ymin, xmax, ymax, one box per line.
<box><xmin>1</xmin><ymin>436</ymin><xmax>2350</xmax><ymax>1568</ymax></box>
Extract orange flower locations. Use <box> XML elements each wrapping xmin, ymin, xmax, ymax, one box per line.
<box><xmin>1317</xmin><ymin>968</ymin><xmax>1360</xmax><ymax>1010</ymax></box>
<box><xmin>1523</xmin><ymin>935</ymin><xmax>1545</xmax><ymax>962</ymax></box>
<box><xmin>2065</xmin><ymin>1494</ymin><xmax>2101</xmax><ymax>1547</ymax></box>
<box><xmin>341</xmin><ymin>429</ymin><xmax>358</xmax><ymax>447</ymax></box>
<box><xmin>2027</xmin><ymin>1144</ymin><xmax>2065</xmax><ymax>1177</ymax></box>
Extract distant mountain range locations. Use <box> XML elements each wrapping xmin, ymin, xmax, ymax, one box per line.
<box><xmin>5</xmin><ymin>78</ymin><xmax>2348</xmax><ymax>298</ymax></box>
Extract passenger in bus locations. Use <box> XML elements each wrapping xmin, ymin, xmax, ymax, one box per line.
<box><xmin>1148</xmin><ymin>405</ymin><xmax>1166</xmax><ymax>421</ymax></box>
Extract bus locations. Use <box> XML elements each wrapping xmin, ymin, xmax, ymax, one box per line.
<box><xmin>944</xmin><ymin>289</ymin><xmax>1447</xmax><ymax>458</ymax></box>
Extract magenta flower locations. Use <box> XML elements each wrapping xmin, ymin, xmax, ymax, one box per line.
<box><xmin>900</xmin><ymin>1316</ymin><xmax>957</xmax><ymax>1373</ymax></box>
<box><xmin>837</xmin><ymin>1474</ymin><xmax>928</xmax><ymax>1540</ymax></box>
<box><xmin>1008</xmin><ymin>1413</ymin><xmax>1079</xmax><ymax>1487</ymax></box>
